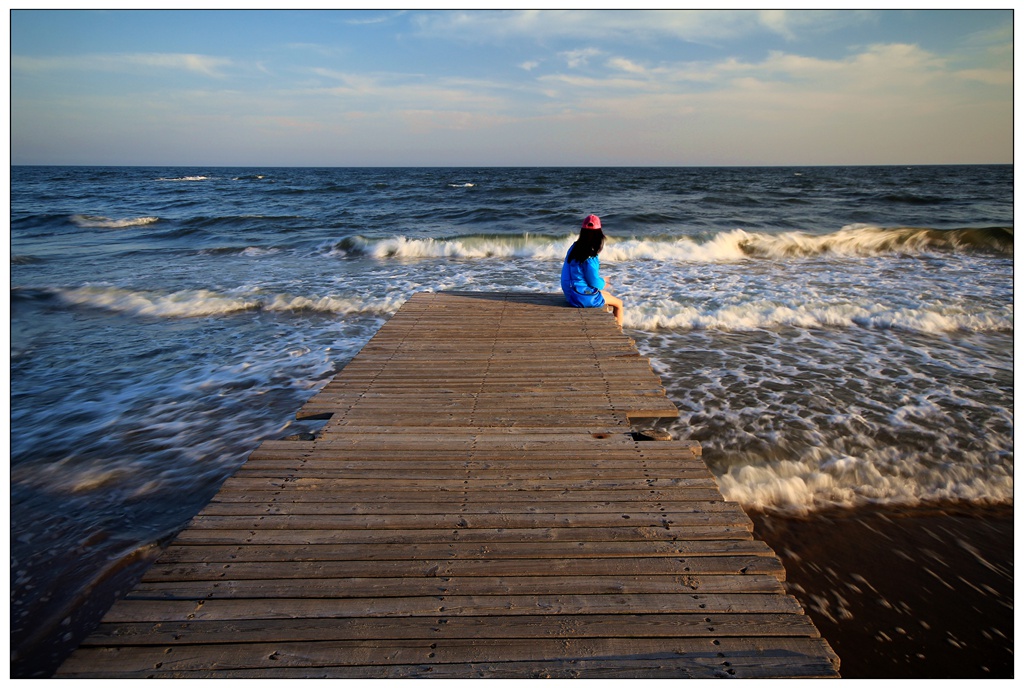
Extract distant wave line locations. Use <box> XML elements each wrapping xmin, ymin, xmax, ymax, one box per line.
<box><xmin>324</xmin><ymin>225</ymin><xmax>1012</xmax><ymax>262</ymax></box>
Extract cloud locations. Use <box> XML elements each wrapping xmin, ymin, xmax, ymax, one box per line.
<box><xmin>560</xmin><ymin>48</ymin><xmax>601</xmax><ymax>69</ymax></box>
<box><xmin>344</xmin><ymin>10</ymin><xmax>407</xmax><ymax>26</ymax></box>
<box><xmin>413</xmin><ymin>9</ymin><xmax>869</xmax><ymax>45</ymax></box>
<box><xmin>12</xmin><ymin>52</ymin><xmax>233</xmax><ymax>77</ymax></box>
<box><xmin>529</xmin><ymin>39</ymin><xmax>1010</xmax><ymax>136</ymax></box>
<box><xmin>607</xmin><ymin>57</ymin><xmax>646</xmax><ymax>74</ymax></box>
<box><xmin>302</xmin><ymin>68</ymin><xmax>513</xmax><ymax>118</ymax></box>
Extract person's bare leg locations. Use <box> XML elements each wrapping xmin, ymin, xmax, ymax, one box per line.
<box><xmin>601</xmin><ymin>291</ymin><xmax>624</xmax><ymax>328</ymax></box>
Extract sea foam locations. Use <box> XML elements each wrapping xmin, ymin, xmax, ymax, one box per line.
<box><xmin>70</xmin><ymin>214</ymin><xmax>160</xmax><ymax>229</ymax></box>
<box><xmin>51</xmin><ymin>286</ymin><xmax>402</xmax><ymax>318</ymax></box>
<box><xmin>715</xmin><ymin>447</ymin><xmax>1014</xmax><ymax>515</ymax></box>
<box><xmin>625</xmin><ymin>301</ymin><xmax>1013</xmax><ymax>333</ymax></box>
<box><xmin>327</xmin><ymin>224</ymin><xmax>1011</xmax><ymax>264</ymax></box>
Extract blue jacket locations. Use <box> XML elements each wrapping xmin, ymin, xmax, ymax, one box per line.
<box><xmin>561</xmin><ymin>248</ymin><xmax>606</xmax><ymax>308</ymax></box>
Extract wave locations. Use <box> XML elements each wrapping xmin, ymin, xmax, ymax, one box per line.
<box><xmin>46</xmin><ymin>285</ymin><xmax>401</xmax><ymax>318</ymax></box>
<box><xmin>323</xmin><ymin>225</ymin><xmax>1011</xmax><ymax>263</ymax></box>
<box><xmin>324</xmin><ymin>234</ymin><xmax>568</xmax><ymax>260</ymax></box>
<box><xmin>70</xmin><ymin>214</ymin><xmax>160</xmax><ymax>229</ymax></box>
<box><xmin>617</xmin><ymin>225</ymin><xmax>1014</xmax><ymax>260</ymax></box>
<box><xmin>11</xmin><ymin>255</ymin><xmax>43</xmax><ymax>265</ymax></box>
<box><xmin>198</xmin><ymin>246</ymin><xmax>282</xmax><ymax>257</ymax></box>
<box><xmin>155</xmin><ymin>175</ymin><xmax>209</xmax><ymax>182</ymax></box>
<box><xmin>736</xmin><ymin>225</ymin><xmax>1012</xmax><ymax>258</ymax></box>
<box><xmin>875</xmin><ymin>193</ymin><xmax>948</xmax><ymax>205</ymax></box>
<box><xmin>626</xmin><ymin>301</ymin><xmax>1012</xmax><ymax>334</ymax></box>
<box><xmin>714</xmin><ymin>448</ymin><xmax>1013</xmax><ymax>515</ymax></box>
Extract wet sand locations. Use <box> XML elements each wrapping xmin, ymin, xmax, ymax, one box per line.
<box><xmin>750</xmin><ymin>504</ymin><xmax>1014</xmax><ymax>678</ymax></box>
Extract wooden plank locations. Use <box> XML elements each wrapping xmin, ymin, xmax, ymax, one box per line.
<box><xmin>215</xmin><ymin>477</ymin><xmax>722</xmax><ymax>491</ymax></box>
<box><xmin>140</xmin><ymin>555</ymin><xmax>785</xmax><ymax>581</ymax></box>
<box><xmin>195</xmin><ymin>500</ymin><xmax>735</xmax><ymax>516</ymax></box>
<box><xmin>95</xmin><ymin>592</ymin><xmax>808</xmax><ymax>622</ymax></box>
<box><xmin>57</xmin><ymin>637</ymin><xmax>839</xmax><ymax>678</ymax></box>
<box><xmin>81</xmin><ymin>613</ymin><xmax>822</xmax><ymax>645</ymax></box>
<box><xmin>182</xmin><ymin>511</ymin><xmax>752</xmax><ymax>530</ymax></box>
<box><xmin>154</xmin><ymin>540</ymin><xmax>779</xmax><ymax>563</ymax></box>
<box><xmin>207</xmin><ymin>488</ymin><xmax>729</xmax><ymax>503</ymax></box>
<box><xmin>127</xmin><ymin>573</ymin><xmax>786</xmax><ymax>599</ymax></box>
<box><xmin>170</xmin><ymin>525</ymin><xmax>757</xmax><ymax>545</ymax></box>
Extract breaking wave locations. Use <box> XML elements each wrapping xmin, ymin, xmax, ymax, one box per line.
<box><xmin>70</xmin><ymin>214</ymin><xmax>160</xmax><ymax>229</ymax></box>
<box><xmin>325</xmin><ymin>234</ymin><xmax>567</xmax><ymax>260</ymax></box>
<box><xmin>46</xmin><ymin>286</ymin><xmax>402</xmax><ymax>318</ymax></box>
<box><xmin>715</xmin><ymin>447</ymin><xmax>1014</xmax><ymax>515</ymax></box>
<box><xmin>626</xmin><ymin>300</ymin><xmax>1012</xmax><ymax>334</ymax></box>
<box><xmin>736</xmin><ymin>224</ymin><xmax>1012</xmax><ymax>258</ymax></box>
<box><xmin>325</xmin><ymin>225</ymin><xmax>1012</xmax><ymax>263</ymax></box>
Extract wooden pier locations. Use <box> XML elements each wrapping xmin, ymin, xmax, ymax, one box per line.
<box><xmin>56</xmin><ymin>291</ymin><xmax>839</xmax><ymax>678</ymax></box>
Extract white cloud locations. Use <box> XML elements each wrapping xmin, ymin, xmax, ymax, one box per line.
<box><xmin>607</xmin><ymin>57</ymin><xmax>646</xmax><ymax>74</ymax></box>
<box><xmin>344</xmin><ymin>10</ymin><xmax>407</xmax><ymax>26</ymax></box>
<box><xmin>413</xmin><ymin>9</ymin><xmax>869</xmax><ymax>45</ymax></box>
<box><xmin>561</xmin><ymin>48</ymin><xmax>601</xmax><ymax>69</ymax></box>
<box><xmin>302</xmin><ymin>68</ymin><xmax>512</xmax><ymax>118</ymax></box>
<box><xmin>525</xmin><ymin>38</ymin><xmax>1010</xmax><ymax>150</ymax></box>
<box><xmin>12</xmin><ymin>52</ymin><xmax>233</xmax><ymax>78</ymax></box>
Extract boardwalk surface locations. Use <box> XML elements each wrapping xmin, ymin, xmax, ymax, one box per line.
<box><xmin>57</xmin><ymin>291</ymin><xmax>839</xmax><ymax>678</ymax></box>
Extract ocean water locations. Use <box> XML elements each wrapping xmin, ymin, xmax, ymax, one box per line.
<box><xmin>9</xmin><ymin>165</ymin><xmax>1013</xmax><ymax>674</ymax></box>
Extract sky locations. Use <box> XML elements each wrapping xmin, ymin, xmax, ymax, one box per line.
<box><xmin>8</xmin><ymin>8</ymin><xmax>1015</xmax><ymax>167</ymax></box>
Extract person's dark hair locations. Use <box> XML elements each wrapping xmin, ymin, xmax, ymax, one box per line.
<box><xmin>568</xmin><ymin>228</ymin><xmax>606</xmax><ymax>263</ymax></box>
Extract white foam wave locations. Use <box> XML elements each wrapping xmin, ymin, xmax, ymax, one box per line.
<box><xmin>330</xmin><ymin>235</ymin><xmax>570</xmax><ymax>260</ymax></box>
<box><xmin>626</xmin><ymin>301</ymin><xmax>1012</xmax><ymax>334</ymax></box>
<box><xmin>53</xmin><ymin>286</ymin><xmax>401</xmax><ymax>318</ymax></box>
<box><xmin>70</xmin><ymin>214</ymin><xmax>160</xmax><ymax>229</ymax></box>
<box><xmin>332</xmin><ymin>225</ymin><xmax>1009</xmax><ymax>264</ymax></box>
<box><xmin>156</xmin><ymin>175</ymin><xmax>209</xmax><ymax>182</ymax></box>
<box><xmin>335</xmin><ymin>234</ymin><xmax>746</xmax><ymax>262</ymax></box>
<box><xmin>715</xmin><ymin>447</ymin><xmax>1014</xmax><ymax>515</ymax></box>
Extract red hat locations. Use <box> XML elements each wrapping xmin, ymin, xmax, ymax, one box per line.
<box><xmin>581</xmin><ymin>214</ymin><xmax>602</xmax><ymax>230</ymax></box>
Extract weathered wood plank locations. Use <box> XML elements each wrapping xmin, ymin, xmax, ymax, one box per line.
<box><xmin>230</xmin><ymin>466</ymin><xmax>713</xmax><ymax>480</ymax></box>
<box><xmin>154</xmin><ymin>539</ymin><xmax>778</xmax><ymax>563</ymax></box>
<box><xmin>57</xmin><ymin>637</ymin><xmax>839</xmax><ymax>678</ymax></box>
<box><xmin>140</xmin><ymin>555</ymin><xmax>785</xmax><ymax>582</ymax></box>
<box><xmin>215</xmin><ymin>477</ymin><xmax>723</xmax><ymax>492</ymax></box>
<box><xmin>127</xmin><ymin>573</ymin><xmax>786</xmax><ymax>599</ymax></box>
<box><xmin>96</xmin><ymin>592</ymin><xmax>808</xmax><ymax>622</ymax></box>
<box><xmin>81</xmin><ymin>613</ymin><xmax>821</xmax><ymax>646</ymax></box>
<box><xmin>196</xmin><ymin>499</ymin><xmax>735</xmax><ymax>516</ymax></box>
<box><xmin>182</xmin><ymin>510</ymin><xmax>752</xmax><ymax>531</ymax></box>
<box><xmin>207</xmin><ymin>488</ymin><xmax>728</xmax><ymax>503</ymax></box>
<box><xmin>170</xmin><ymin>524</ymin><xmax>756</xmax><ymax>545</ymax></box>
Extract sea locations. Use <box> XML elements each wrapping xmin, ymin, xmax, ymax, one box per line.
<box><xmin>9</xmin><ymin>165</ymin><xmax>1014</xmax><ymax>676</ymax></box>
